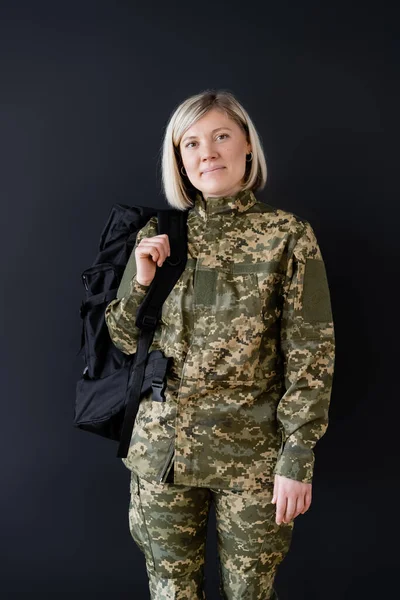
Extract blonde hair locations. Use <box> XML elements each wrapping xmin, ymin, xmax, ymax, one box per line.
<box><xmin>160</xmin><ymin>89</ymin><xmax>267</xmax><ymax>210</ymax></box>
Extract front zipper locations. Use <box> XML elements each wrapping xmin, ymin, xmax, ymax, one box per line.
<box><xmin>159</xmin><ymin>444</ymin><xmax>175</xmax><ymax>483</ymax></box>
<box><xmin>157</xmin><ymin>245</ymin><xmax>202</xmax><ymax>485</ymax></box>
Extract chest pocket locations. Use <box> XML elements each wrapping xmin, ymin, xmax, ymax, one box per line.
<box><xmin>160</xmin><ymin>259</ymin><xmax>285</xmax><ymax>385</ymax></box>
<box><xmin>236</xmin><ymin>261</ymin><xmax>285</xmax><ymax>328</ymax></box>
<box><xmin>192</xmin><ymin>264</ymin><xmax>264</xmax><ymax>384</ymax></box>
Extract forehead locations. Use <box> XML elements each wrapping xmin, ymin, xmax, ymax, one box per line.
<box><xmin>183</xmin><ymin>108</ymin><xmax>239</xmax><ymax>137</ymax></box>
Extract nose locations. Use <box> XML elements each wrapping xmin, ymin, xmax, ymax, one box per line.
<box><xmin>200</xmin><ymin>140</ymin><xmax>218</xmax><ymax>162</ymax></box>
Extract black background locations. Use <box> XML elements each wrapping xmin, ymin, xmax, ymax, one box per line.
<box><xmin>1</xmin><ymin>1</ymin><xmax>398</xmax><ymax>599</ymax></box>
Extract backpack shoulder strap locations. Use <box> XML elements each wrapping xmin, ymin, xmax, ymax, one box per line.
<box><xmin>117</xmin><ymin>208</ymin><xmax>189</xmax><ymax>458</ymax></box>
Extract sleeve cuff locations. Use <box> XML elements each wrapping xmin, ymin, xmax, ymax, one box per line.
<box><xmin>131</xmin><ymin>277</ymin><xmax>151</xmax><ymax>295</ymax></box>
<box><xmin>273</xmin><ymin>447</ymin><xmax>315</xmax><ymax>484</ymax></box>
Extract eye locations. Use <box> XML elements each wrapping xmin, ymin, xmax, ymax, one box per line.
<box><xmin>184</xmin><ymin>133</ymin><xmax>229</xmax><ymax>148</ymax></box>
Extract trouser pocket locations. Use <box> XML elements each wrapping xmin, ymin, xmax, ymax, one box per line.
<box><xmin>128</xmin><ymin>473</ymin><xmax>156</xmax><ymax>571</ymax></box>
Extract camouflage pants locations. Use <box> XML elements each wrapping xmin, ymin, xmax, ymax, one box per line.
<box><xmin>128</xmin><ymin>471</ymin><xmax>294</xmax><ymax>599</ymax></box>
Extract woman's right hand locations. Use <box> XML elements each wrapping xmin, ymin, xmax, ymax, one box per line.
<box><xmin>135</xmin><ymin>233</ymin><xmax>171</xmax><ymax>286</ymax></box>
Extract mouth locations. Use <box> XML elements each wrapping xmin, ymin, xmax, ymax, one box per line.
<box><xmin>201</xmin><ymin>167</ymin><xmax>225</xmax><ymax>175</ymax></box>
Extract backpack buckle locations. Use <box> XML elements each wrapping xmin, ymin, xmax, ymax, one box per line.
<box><xmin>142</xmin><ymin>314</ymin><xmax>158</xmax><ymax>327</ymax></box>
<box><xmin>151</xmin><ymin>378</ymin><xmax>167</xmax><ymax>402</ymax></box>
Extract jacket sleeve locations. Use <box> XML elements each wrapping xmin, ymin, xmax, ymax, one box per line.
<box><xmin>104</xmin><ymin>216</ymin><xmax>158</xmax><ymax>355</ymax></box>
<box><xmin>273</xmin><ymin>220</ymin><xmax>335</xmax><ymax>484</ymax></box>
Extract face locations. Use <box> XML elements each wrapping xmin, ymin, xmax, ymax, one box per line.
<box><xmin>179</xmin><ymin>108</ymin><xmax>252</xmax><ymax>198</ymax></box>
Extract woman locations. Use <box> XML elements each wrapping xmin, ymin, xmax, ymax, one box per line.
<box><xmin>105</xmin><ymin>90</ymin><xmax>335</xmax><ymax>600</ymax></box>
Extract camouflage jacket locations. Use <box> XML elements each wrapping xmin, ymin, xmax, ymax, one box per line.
<box><xmin>104</xmin><ymin>188</ymin><xmax>335</xmax><ymax>490</ymax></box>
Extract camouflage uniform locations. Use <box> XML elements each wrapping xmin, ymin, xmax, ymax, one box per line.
<box><xmin>129</xmin><ymin>473</ymin><xmax>293</xmax><ymax>600</ymax></box>
<box><xmin>105</xmin><ymin>188</ymin><xmax>335</xmax><ymax>598</ymax></box>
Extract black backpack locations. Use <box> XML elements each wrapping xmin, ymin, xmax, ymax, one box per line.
<box><xmin>74</xmin><ymin>202</ymin><xmax>188</xmax><ymax>458</ymax></box>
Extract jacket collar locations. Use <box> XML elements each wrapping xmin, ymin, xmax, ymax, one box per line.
<box><xmin>192</xmin><ymin>188</ymin><xmax>257</xmax><ymax>216</ymax></box>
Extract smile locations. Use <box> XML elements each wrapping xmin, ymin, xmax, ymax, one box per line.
<box><xmin>201</xmin><ymin>167</ymin><xmax>225</xmax><ymax>175</ymax></box>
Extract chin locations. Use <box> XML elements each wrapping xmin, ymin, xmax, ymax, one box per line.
<box><xmin>204</xmin><ymin>186</ymin><xmax>224</xmax><ymax>195</ymax></box>
<box><xmin>201</xmin><ymin>183</ymin><xmax>233</xmax><ymax>196</ymax></box>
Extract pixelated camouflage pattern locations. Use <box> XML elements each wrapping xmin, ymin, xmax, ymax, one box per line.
<box><xmin>104</xmin><ymin>188</ymin><xmax>335</xmax><ymax>488</ymax></box>
<box><xmin>129</xmin><ymin>472</ymin><xmax>293</xmax><ymax>599</ymax></box>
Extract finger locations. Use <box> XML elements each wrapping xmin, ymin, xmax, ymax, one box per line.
<box><xmin>302</xmin><ymin>490</ymin><xmax>312</xmax><ymax>513</ymax></box>
<box><xmin>294</xmin><ymin>495</ymin><xmax>305</xmax><ymax>519</ymax></box>
<box><xmin>138</xmin><ymin>239</ymin><xmax>169</xmax><ymax>266</ymax></box>
<box><xmin>275</xmin><ymin>493</ymin><xmax>287</xmax><ymax>526</ymax></box>
<box><xmin>284</xmin><ymin>496</ymin><xmax>297</xmax><ymax>523</ymax></box>
<box><xmin>137</xmin><ymin>243</ymin><xmax>161</xmax><ymax>264</ymax></box>
<box><xmin>161</xmin><ymin>233</ymin><xmax>171</xmax><ymax>257</ymax></box>
<box><xmin>152</xmin><ymin>235</ymin><xmax>171</xmax><ymax>260</ymax></box>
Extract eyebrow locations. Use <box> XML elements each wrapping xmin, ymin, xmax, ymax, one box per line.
<box><xmin>181</xmin><ymin>127</ymin><xmax>233</xmax><ymax>145</ymax></box>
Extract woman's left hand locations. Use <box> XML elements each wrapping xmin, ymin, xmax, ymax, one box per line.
<box><xmin>271</xmin><ymin>474</ymin><xmax>312</xmax><ymax>525</ymax></box>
